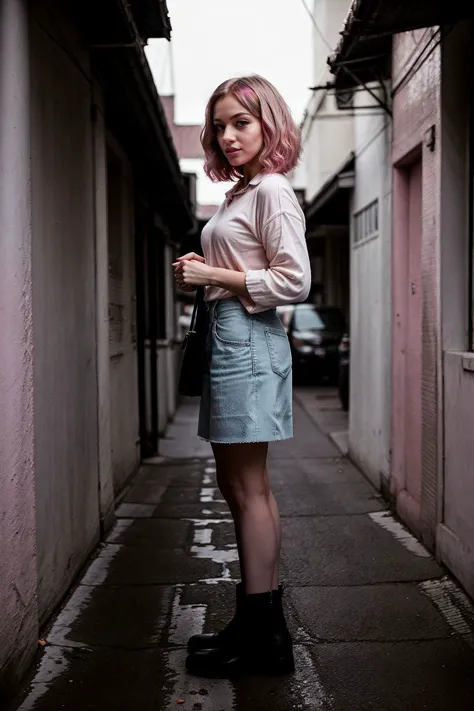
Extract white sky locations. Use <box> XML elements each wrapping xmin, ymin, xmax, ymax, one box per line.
<box><xmin>146</xmin><ymin>0</ymin><xmax>313</xmax><ymax>205</ymax></box>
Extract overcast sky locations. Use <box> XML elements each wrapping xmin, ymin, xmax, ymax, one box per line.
<box><xmin>146</xmin><ymin>0</ymin><xmax>313</xmax><ymax>205</ymax></box>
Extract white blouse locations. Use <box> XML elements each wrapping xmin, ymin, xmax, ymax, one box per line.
<box><xmin>201</xmin><ymin>172</ymin><xmax>311</xmax><ymax>314</ymax></box>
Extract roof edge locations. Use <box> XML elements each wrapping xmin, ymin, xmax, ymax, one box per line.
<box><xmin>305</xmin><ymin>152</ymin><xmax>355</xmax><ymax>222</ymax></box>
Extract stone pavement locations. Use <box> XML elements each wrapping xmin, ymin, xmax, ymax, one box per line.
<box><xmin>8</xmin><ymin>389</ymin><xmax>474</xmax><ymax>711</ymax></box>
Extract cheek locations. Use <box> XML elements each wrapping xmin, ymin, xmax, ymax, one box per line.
<box><xmin>249</xmin><ymin>134</ymin><xmax>263</xmax><ymax>156</ymax></box>
<box><xmin>250</xmin><ymin>124</ymin><xmax>263</xmax><ymax>149</ymax></box>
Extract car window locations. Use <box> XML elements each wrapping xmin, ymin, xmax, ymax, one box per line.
<box><xmin>293</xmin><ymin>307</ymin><xmax>345</xmax><ymax>331</ymax></box>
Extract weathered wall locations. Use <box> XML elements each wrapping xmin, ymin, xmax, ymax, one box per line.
<box><xmin>30</xmin><ymin>4</ymin><xmax>100</xmax><ymax>622</ymax></box>
<box><xmin>437</xmin><ymin>20</ymin><xmax>474</xmax><ymax>599</ymax></box>
<box><xmin>107</xmin><ymin>141</ymin><xmax>140</xmax><ymax>490</ymax></box>
<box><xmin>391</xmin><ymin>29</ymin><xmax>441</xmax><ymax>546</ymax></box>
<box><xmin>349</xmin><ymin>88</ymin><xmax>392</xmax><ymax>489</ymax></box>
<box><xmin>92</xmin><ymin>83</ymin><xmax>116</xmax><ymax>532</ymax></box>
<box><xmin>0</xmin><ymin>0</ymin><xmax>39</xmax><ymax>693</ymax></box>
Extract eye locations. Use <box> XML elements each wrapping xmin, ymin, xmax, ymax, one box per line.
<box><xmin>214</xmin><ymin>124</ymin><xmax>224</xmax><ymax>133</ymax></box>
<box><xmin>236</xmin><ymin>120</ymin><xmax>249</xmax><ymax>128</ymax></box>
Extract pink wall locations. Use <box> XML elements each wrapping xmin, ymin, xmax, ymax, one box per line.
<box><xmin>0</xmin><ymin>0</ymin><xmax>39</xmax><ymax>692</ymax></box>
<box><xmin>391</xmin><ymin>31</ymin><xmax>441</xmax><ymax>547</ymax></box>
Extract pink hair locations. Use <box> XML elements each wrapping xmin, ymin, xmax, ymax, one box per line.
<box><xmin>201</xmin><ymin>75</ymin><xmax>301</xmax><ymax>182</ymax></box>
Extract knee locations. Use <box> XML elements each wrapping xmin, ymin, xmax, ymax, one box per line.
<box><xmin>226</xmin><ymin>479</ymin><xmax>270</xmax><ymax>512</ymax></box>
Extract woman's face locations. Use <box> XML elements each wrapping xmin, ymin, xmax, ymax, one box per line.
<box><xmin>213</xmin><ymin>94</ymin><xmax>263</xmax><ymax>174</ymax></box>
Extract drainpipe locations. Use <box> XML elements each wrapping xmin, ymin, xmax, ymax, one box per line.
<box><xmin>469</xmin><ymin>52</ymin><xmax>474</xmax><ymax>350</ymax></box>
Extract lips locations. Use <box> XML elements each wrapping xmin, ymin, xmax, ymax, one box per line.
<box><xmin>226</xmin><ymin>148</ymin><xmax>241</xmax><ymax>155</ymax></box>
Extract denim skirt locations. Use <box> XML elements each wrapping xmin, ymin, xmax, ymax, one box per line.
<box><xmin>198</xmin><ymin>297</ymin><xmax>293</xmax><ymax>444</ymax></box>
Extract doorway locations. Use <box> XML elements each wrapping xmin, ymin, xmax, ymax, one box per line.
<box><xmin>392</xmin><ymin>155</ymin><xmax>423</xmax><ymax>528</ymax></box>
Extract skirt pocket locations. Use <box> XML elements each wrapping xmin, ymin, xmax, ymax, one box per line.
<box><xmin>264</xmin><ymin>327</ymin><xmax>292</xmax><ymax>378</ymax></box>
<box><xmin>215</xmin><ymin>307</ymin><xmax>251</xmax><ymax>346</ymax></box>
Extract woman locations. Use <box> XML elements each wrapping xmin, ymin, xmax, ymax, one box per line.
<box><xmin>173</xmin><ymin>75</ymin><xmax>311</xmax><ymax>677</ymax></box>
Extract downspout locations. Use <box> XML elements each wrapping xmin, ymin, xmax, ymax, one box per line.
<box><xmin>469</xmin><ymin>45</ymin><xmax>474</xmax><ymax>350</ymax></box>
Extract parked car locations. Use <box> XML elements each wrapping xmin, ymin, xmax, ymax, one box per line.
<box><xmin>338</xmin><ymin>333</ymin><xmax>350</xmax><ymax>411</ymax></box>
<box><xmin>280</xmin><ymin>304</ymin><xmax>347</xmax><ymax>382</ymax></box>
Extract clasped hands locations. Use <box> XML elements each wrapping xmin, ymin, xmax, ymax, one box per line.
<box><xmin>173</xmin><ymin>252</ymin><xmax>214</xmax><ymax>292</ymax></box>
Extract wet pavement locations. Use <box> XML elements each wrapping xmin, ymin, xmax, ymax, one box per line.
<box><xmin>8</xmin><ymin>388</ymin><xmax>474</xmax><ymax>710</ymax></box>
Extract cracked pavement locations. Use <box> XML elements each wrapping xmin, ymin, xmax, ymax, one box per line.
<box><xmin>8</xmin><ymin>389</ymin><xmax>474</xmax><ymax>710</ymax></box>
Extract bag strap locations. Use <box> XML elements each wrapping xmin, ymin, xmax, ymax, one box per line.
<box><xmin>189</xmin><ymin>287</ymin><xmax>204</xmax><ymax>332</ymax></box>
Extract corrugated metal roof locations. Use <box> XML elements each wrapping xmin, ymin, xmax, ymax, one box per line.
<box><xmin>329</xmin><ymin>0</ymin><xmax>473</xmax><ymax>89</ymax></box>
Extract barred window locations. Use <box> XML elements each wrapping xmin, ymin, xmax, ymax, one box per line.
<box><xmin>354</xmin><ymin>199</ymin><xmax>379</xmax><ymax>244</ymax></box>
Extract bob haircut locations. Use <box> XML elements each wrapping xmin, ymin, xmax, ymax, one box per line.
<box><xmin>201</xmin><ymin>75</ymin><xmax>301</xmax><ymax>182</ymax></box>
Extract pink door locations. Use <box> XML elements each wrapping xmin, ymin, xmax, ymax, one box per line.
<box><xmin>404</xmin><ymin>159</ymin><xmax>422</xmax><ymax>504</ymax></box>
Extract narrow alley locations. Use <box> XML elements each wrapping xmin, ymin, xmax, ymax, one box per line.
<box><xmin>8</xmin><ymin>390</ymin><xmax>474</xmax><ymax>711</ymax></box>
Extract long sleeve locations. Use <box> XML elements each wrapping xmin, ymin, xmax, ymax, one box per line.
<box><xmin>245</xmin><ymin>183</ymin><xmax>311</xmax><ymax>312</ymax></box>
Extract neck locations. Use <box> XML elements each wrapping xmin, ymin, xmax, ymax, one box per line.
<box><xmin>242</xmin><ymin>158</ymin><xmax>262</xmax><ymax>185</ymax></box>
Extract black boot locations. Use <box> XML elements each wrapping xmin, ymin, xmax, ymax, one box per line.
<box><xmin>271</xmin><ymin>586</ymin><xmax>293</xmax><ymax>651</ymax></box>
<box><xmin>187</xmin><ymin>582</ymin><xmax>244</xmax><ymax>653</ymax></box>
<box><xmin>187</xmin><ymin>584</ymin><xmax>286</xmax><ymax>653</ymax></box>
<box><xmin>185</xmin><ymin>590</ymin><xmax>295</xmax><ymax>678</ymax></box>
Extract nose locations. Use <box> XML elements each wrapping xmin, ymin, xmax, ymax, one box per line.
<box><xmin>223</xmin><ymin>124</ymin><xmax>236</xmax><ymax>144</ymax></box>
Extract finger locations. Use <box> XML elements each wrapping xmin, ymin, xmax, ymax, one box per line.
<box><xmin>177</xmin><ymin>252</ymin><xmax>199</xmax><ymax>261</ymax></box>
<box><xmin>177</xmin><ymin>253</ymin><xmax>205</xmax><ymax>263</ymax></box>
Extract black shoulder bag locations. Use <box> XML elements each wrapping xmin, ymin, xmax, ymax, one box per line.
<box><xmin>178</xmin><ymin>287</ymin><xmax>209</xmax><ymax>397</ymax></box>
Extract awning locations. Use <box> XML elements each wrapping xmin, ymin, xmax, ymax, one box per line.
<box><xmin>77</xmin><ymin>0</ymin><xmax>172</xmax><ymax>43</ymax></box>
<box><xmin>130</xmin><ymin>0</ymin><xmax>172</xmax><ymax>41</ymax></box>
<box><xmin>74</xmin><ymin>1</ymin><xmax>194</xmax><ymax>237</ymax></box>
<box><xmin>329</xmin><ymin>0</ymin><xmax>474</xmax><ymax>90</ymax></box>
<box><xmin>305</xmin><ymin>153</ymin><xmax>355</xmax><ymax>227</ymax></box>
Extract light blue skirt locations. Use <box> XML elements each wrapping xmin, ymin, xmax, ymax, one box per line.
<box><xmin>198</xmin><ymin>297</ymin><xmax>293</xmax><ymax>444</ymax></box>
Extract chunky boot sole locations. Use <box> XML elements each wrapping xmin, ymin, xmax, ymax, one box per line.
<box><xmin>185</xmin><ymin>644</ymin><xmax>295</xmax><ymax>678</ymax></box>
<box><xmin>187</xmin><ymin>628</ymin><xmax>232</xmax><ymax>655</ymax></box>
<box><xmin>185</xmin><ymin>653</ymin><xmax>295</xmax><ymax>678</ymax></box>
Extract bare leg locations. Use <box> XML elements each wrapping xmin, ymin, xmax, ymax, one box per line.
<box><xmin>216</xmin><ymin>467</ymin><xmax>245</xmax><ymax>585</ymax></box>
<box><xmin>213</xmin><ymin>442</ymin><xmax>278</xmax><ymax>594</ymax></box>
<box><xmin>266</xmin><ymin>469</ymin><xmax>281</xmax><ymax>590</ymax></box>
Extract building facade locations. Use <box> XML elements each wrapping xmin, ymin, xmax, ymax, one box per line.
<box><xmin>300</xmin><ymin>0</ymin><xmax>354</xmax><ymax>314</ymax></box>
<box><xmin>0</xmin><ymin>0</ymin><xmax>193</xmax><ymax>697</ymax></box>
<box><xmin>301</xmin><ymin>0</ymin><xmax>393</xmax><ymax>489</ymax></box>
<box><xmin>348</xmin><ymin>88</ymin><xmax>392</xmax><ymax>489</ymax></box>
<box><xmin>329</xmin><ymin>0</ymin><xmax>474</xmax><ymax>599</ymax></box>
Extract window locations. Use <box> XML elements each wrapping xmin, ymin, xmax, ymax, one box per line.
<box><xmin>353</xmin><ymin>199</ymin><xmax>379</xmax><ymax>245</ymax></box>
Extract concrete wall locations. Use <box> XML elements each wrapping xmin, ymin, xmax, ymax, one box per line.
<box><xmin>92</xmin><ymin>84</ymin><xmax>115</xmax><ymax>532</ymax></box>
<box><xmin>303</xmin><ymin>0</ymin><xmax>354</xmax><ymax>202</ymax></box>
<box><xmin>0</xmin><ymin>0</ymin><xmax>186</xmax><ymax>695</ymax></box>
<box><xmin>30</xmin><ymin>5</ymin><xmax>100</xmax><ymax>622</ymax></box>
<box><xmin>437</xmin><ymin>21</ymin><xmax>474</xmax><ymax>598</ymax></box>
<box><xmin>0</xmin><ymin>0</ymin><xmax>39</xmax><ymax>692</ymax></box>
<box><xmin>391</xmin><ymin>30</ymin><xmax>441</xmax><ymax>546</ymax></box>
<box><xmin>349</xmin><ymin>89</ymin><xmax>392</xmax><ymax>488</ymax></box>
<box><xmin>107</xmin><ymin>141</ymin><xmax>140</xmax><ymax>491</ymax></box>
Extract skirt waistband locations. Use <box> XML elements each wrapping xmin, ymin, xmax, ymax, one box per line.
<box><xmin>205</xmin><ymin>297</ymin><xmax>276</xmax><ymax>319</ymax></box>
